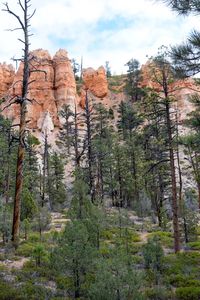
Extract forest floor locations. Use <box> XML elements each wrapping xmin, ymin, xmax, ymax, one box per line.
<box><xmin>0</xmin><ymin>207</ymin><xmax>200</xmax><ymax>299</ymax></box>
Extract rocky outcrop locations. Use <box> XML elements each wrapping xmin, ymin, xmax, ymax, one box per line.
<box><xmin>82</xmin><ymin>66</ymin><xmax>108</xmax><ymax>98</ymax></box>
<box><xmin>0</xmin><ymin>63</ymin><xmax>15</xmax><ymax>98</ymax></box>
<box><xmin>141</xmin><ymin>61</ymin><xmax>197</xmax><ymax>123</ymax></box>
<box><xmin>53</xmin><ymin>49</ymin><xmax>77</xmax><ymax>111</ymax></box>
<box><xmin>0</xmin><ymin>53</ymin><xmax>198</xmax><ymax>144</ymax></box>
<box><xmin>1</xmin><ymin>49</ymin><xmax>77</xmax><ymax>134</ymax></box>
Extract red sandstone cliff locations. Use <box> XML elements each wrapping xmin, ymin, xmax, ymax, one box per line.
<box><xmin>1</xmin><ymin>49</ymin><xmax>77</xmax><ymax>135</ymax></box>
<box><xmin>0</xmin><ymin>52</ymin><xmax>198</xmax><ymax>140</ymax></box>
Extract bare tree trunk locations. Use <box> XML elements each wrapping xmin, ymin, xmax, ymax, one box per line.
<box><xmin>74</xmin><ymin>103</ymin><xmax>80</xmax><ymax>166</ymax></box>
<box><xmin>41</xmin><ymin>135</ymin><xmax>47</xmax><ymax>207</ymax></box>
<box><xmin>12</xmin><ymin>1</ymin><xmax>30</xmax><ymax>244</ymax></box>
<box><xmin>3</xmin><ymin>1</ymin><xmax>36</xmax><ymax>244</ymax></box>
<box><xmin>176</xmin><ymin>111</ymin><xmax>183</xmax><ymax>214</ymax></box>
<box><xmin>85</xmin><ymin>90</ymin><xmax>94</xmax><ymax>201</ymax></box>
<box><xmin>198</xmin><ymin>183</ymin><xmax>200</xmax><ymax>210</ymax></box>
<box><xmin>165</xmin><ymin>99</ymin><xmax>180</xmax><ymax>253</ymax></box>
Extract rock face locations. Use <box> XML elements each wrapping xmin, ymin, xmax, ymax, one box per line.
<box><xmin>1</xmin><ymin>49</ymin><xmax>76</xmax><ymax>134</ymax></box>
<box><xmin>141</xmin><ymin>61</ymin><xmax>196</xmax><ymax>123</ymax></box>
<box><xmin>0</xmin><ymin>63</ymin><xmax>15</xmax><ymax>97</ymax></box>
<box><xmin>54</xmin><ymin>49</ymin><xmax>77</xmax><ymax>111</ymax></box>
<box><xmin>82</xmin><ymin>66</ymin><xmax>108</xmax><ymax>98</ymax></box>
<box><xmin>0</xmin><ymin>53</ymin><xmax>198</xmax><ymax>144</ymax></box>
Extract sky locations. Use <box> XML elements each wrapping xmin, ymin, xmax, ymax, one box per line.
<box><xmin>0</xmin><ymin>0</ymin><xmax>199</xmax><ymax>74</ymax></box>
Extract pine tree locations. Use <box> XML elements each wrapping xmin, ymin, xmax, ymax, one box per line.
<box><xmin>158</xmin><ymin>0</ymin><xmax>200</xmax><ymax>15</ymax></box>
<box><xmin>180</xmin><ymin>94</ymin><xmax>200</xmax><ymax>208</ymax></box>
<box><xmin>49</xmin><ymin>152</ymin><xmax>66</xmax><ymax>210</ymax></box>
<box><xmin>157</xmin><ymin>0</ymin><xmax>200</xmax><ymax>76</ymax></box>
<box><xmin>125</xmin><ymin>59</ymin><xmax>145</xmax><ymax>102</ymax></box>
<box><xmin>141</xmin><ymin>91</ymin><xmax>170</xmax><ymax>227</ymax></box>
<box><xmin>59</xmin><ymin>104</ymin><xmax>73</xmax><ymax>155</ymax></box>
<box><xmin>117</xmin><ymin>101</ymin><xmax>143</xmax><ymax>208</ymax></box>
<box><xmin>145</xmin><ymin>53</ymin><xmax>181</xmax><ymax>252</ymax></box>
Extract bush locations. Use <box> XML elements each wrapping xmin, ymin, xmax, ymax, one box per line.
<box><xmin>143</xmin><ymin>236</ymin><xmax>164</xmax><ymax>271</ymax></box>
<box><xmin>187</xmin><ymin>241</ymin><xmax>200</xmax><ymax>250</ymax></box>
<box><xmin>16</xmin><ymin>242</ymin><xmax>35</xmax><ymax>257</ymax></box>
<box><xmin>176</xmin><ymin>287</ymin><xmax>200</xmax><ymax>300</ymax></box>
<box><xmin>168</xmin><ymin>274</ymin><xmax>200</xmax><ymax>287</ymax></box>
<box><xmin>27</xmin><ymin>232</ymin><xmax>41</xmax><ymax>243</ymax></box>
<box><xmin>56</xmin><ymin>275</ymin><xmax>73</xmax><ymax>290</ymax></box>
<box><xmin>32</xmin><ymin>244</ymin><xmax>47</xmax><ymax>266</ymax></box>
<box><xmin>145</xmin><ymin>287</ymin><xmax>172</xmax><ymax>299</ymax></box>
<box><xmin>101</xmin><ymin>229</ymin><xmax>114</xmax><ymax>240</ymax></box>
<box><xmin>149</xmin><ymin>231</ymin><xmax>173</xmax><ymax>248</ymax></box>
<box><xmin>19</xmin><ymin>282</ymin><xmax>52</xmax><ymax>300</ymax></box>
<box><xmin>0</xmin><ymin>280</ymin><xmax>21</xmax><ymax>300</ymax></box>
<box><xmin>164</xmin><ymin>251</ymin><xmax>200</xmax><ymax>277</ymax></box>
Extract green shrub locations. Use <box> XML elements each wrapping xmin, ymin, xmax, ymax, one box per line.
<box><xmin>143</xmin><ymin>236</ymin><xmax>164</xmax><ymax>271</ymax></box>
<box><xmin>130</xmin><ymin>243</ymin><xmax>143</xmax><ymax>254</ymax></box>
<box><xmin>176</xmin><ymin>287</ymin><xmax>200</xmax><ymax>300</ymax></box>
<box><xmin>145</xmin><ymin>287</ymin><xmax>172</xmax><ymax>299</ymax></box>
<box><xmin>27</xmin><ymin>232</ymin><xmax>41</xmax><ymax>242</ymax></box>
<box><xmin>32</xmin><ymin>244</ymin><xmax>47</xmax><ymax>266</ymax></box>
<box><xmin>0</xmin><ymin>280</ymin><xmax>21</xmax><ymax>299</ymax></box>
<box><xmin>56</xmin><ymin>275</ymin><xmax>73</xmax><ymax>290</ymax></box>
<box><xmin>188</xmin><ymin>241</ymin><xmax>200</xmax><ymax>250</ymax></box>
<box><xmin>19</xmin><ymin>282</ymin><xmax>52</xmax><ymax>300</ymax></box>
<box><xmin>99</xmin><ymin>241</ymin><xmax>113</xmax><ymax>257</ymax></box>
<box><xmin>168</xmin><ymin>274</ymin><xmax>200</xmax><ymax>287</ymax></box>
<box><xmin>16</xmin><ymin>242</ymin><xmax>35</xmax><ymax>257</ymax></box>
<box><xmin>101</xmin><ymin>229</ymin><xmax>114</xmax><ymax>240</ymax></box>
<box><xmin>149</xmin><ymin>231</ymin><xmax>173</xmax><ymax>248</ymax></box>
<box><xmin>164</xmin><ymin>252</ymin><xmax>200</xmax><ymax>278</ymax></box>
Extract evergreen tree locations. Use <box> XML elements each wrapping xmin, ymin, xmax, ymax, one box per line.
<box><xmin>58</xmin><ymin>104</ymin><xmax>73</xmax><ymax>155</ymax></box>
<box><xmin>145</xmin><ymin>53</ymin><xmax>181</xmax><ymax>252</ymax></box>
<box><xmin>125</xmin><ymin>59</ymin><xmax>145</xmax><ymax>102</ymax></box>
<box><xmin>71</xmin><ymin>58</ymin><xmax>80</xmax><ymax>80</ymax></box>
<box><xmin>0</xmin><ymin>116</ymin><xmax>18</xmax><ymax>242</ymax></box>
<box><xmin>116</xmin><ymin>101</ymin><xmax>143</xmax><ymax>208</ymax></box>
<box><xmin>49</xmin><ymin>152</ymin><xmax>66</xmax><ymax>210</ymax></box>
<box><xmin>105</xmin><ymin>61</ymin><xmax>111</xmax><ymax>78</ymax></box>
<box><xmin>141</xmin><ymin>91</ymin><xmax>170</xmax><ymax>227</ymax></box>
<box><xmin>158</xmin><ymin>0</ymin><xmax>200</xmax><ymax>15</ymax></box>
<box><xmin>158</xmin><ymin>0</ymin><xmax>200</xmax><ymax>76</ymax></box>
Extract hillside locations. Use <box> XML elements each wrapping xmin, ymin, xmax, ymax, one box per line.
<box><xmin>1</xmin><ymin>48</ymin><xmax>200</xmax><ymax>299</ymax></box>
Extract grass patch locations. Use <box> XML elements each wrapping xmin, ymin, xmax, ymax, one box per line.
<box><xmin>16</xmin><ymin>242</ymin><xmax>35</xmax><ymax>257</ymax></box>
<box><xmin>176</xmin><ymin>287</ymin><xmax>200</xmax><ymax>300</ymax></box>
<box><xmin>164</xmin><ymin>252</ymin><xmax>200</xmax><ymax>280</ymax></box>
<box><xmin>187</xmin><ymin>241</ymin><xmax>200</xmax><ymax>250</ymax></box>
<box><xmin>149</xmin><ymin>231</ymin><xmax>173</xmax><ymax>248</ymax></box>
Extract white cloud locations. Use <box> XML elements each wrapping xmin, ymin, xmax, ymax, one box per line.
<box><xmin>0</xmin><ymin>0</ymin><xmax>199</xmax><ymax>73</ymax></box>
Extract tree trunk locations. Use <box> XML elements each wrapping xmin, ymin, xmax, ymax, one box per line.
<box><xmin>85</xmin><ymin>90</ymin><xmax>94</xmax><ymax>201</ymax></box>
<box><xmin>165</xmin><ymin>99</ymin><xmax>180</xmax><ymax>253</ymax></box>
<box><xmin>9</xmin><ymin>0</ymin><xmax>31</xmax><ymax>244</ymax></box>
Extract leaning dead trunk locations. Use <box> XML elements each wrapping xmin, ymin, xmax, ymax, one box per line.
<box><xmin>3</xmin><ymin>0</ymin><xmax>34</xmax><ymax>244</ymax></box>
<box><xmin>12</xmin><ymin>45</ymin><xmax>29</xmax><ymax>244</ymax></box>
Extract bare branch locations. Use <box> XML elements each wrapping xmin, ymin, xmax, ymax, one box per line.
<box><xmin>27</xmin><ymin>79</ymin><xmax>36</xmax><ymax>86</ymax></box>
<box><xmin>5</xmin><ymin>27</ymin><xmax>22</xmax><ymax>32</ymax></box>
<box><xmin>2</xmin><ymin>2</ymin><xmax>25</xmax><ymax>31</ymax></box>
<box><xmin>18</xmin><ymin>38</ymin><xmax>26</xmax><ymax>44</ymax></box>
<box><xmin>27</xmin><ymin>8</ymin><xmax>36</xmax><ymax>20</ymax></box>
<box><xmin>18</xmin><ymin>0</ymin><xmax>25</xmax><ymax>12</ymax></box>
<box><xmin>1</xmin><ymin>100</ymin><xmax>17</xmax><ymax>112</ymax></box>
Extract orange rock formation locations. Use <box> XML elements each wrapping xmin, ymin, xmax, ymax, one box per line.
<box><xmin>82</xmin><ymin>66</ymin><xmax>108</xmax><ymax>98</ymax></box>
<box><xmin>1</xmin><ymin>49</ymin><xmax>77</xmax><ymax>134</ymax></box>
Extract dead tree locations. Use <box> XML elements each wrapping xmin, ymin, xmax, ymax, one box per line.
<box><xmin>3</xmin><ymin>0</ymin><xmax>36</xmax><ymax>244</ymax></box>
